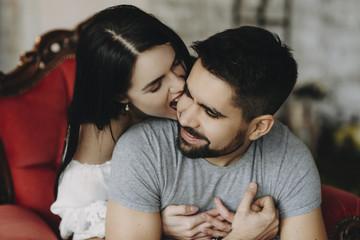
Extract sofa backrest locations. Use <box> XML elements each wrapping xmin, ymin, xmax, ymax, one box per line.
<box><xmin>0</xmin><ymin>27</ymin><xmax>79</xmax><ymax>232</ymax></box>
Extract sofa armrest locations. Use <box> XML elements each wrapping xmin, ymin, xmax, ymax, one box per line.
<box><xmin>321</xmin><ymin>185</ymin><xmax>360</xmax><ymax>239</ymax></box>
<box><xmin>0</xmin><ymin>139</ymin><xmax>14</xmax><ymax>204</ymax></box>
<box><xmin>0</xmin><ymin>205</ymin><xmax>58</xmax><ymax>240</ymax></box>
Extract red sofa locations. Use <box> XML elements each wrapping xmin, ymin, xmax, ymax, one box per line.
<box><xmin>0</xmin><ymin>20</ymin><xmax>359</xmax><ymax>240</ymax></box>
<box><xmin>0</xmin><ymin>24</ymin><xmax>79</xmax><ymax>239</ymax></box>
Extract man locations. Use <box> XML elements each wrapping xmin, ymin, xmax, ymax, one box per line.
<box><xmin>106</xmin><ymin>26</ymin><xmax>328</xmax><ymax>239</ymax></box>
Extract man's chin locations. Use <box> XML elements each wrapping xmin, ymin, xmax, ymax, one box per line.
<box><xmin>177</xmin><ymin>138</ymin><xmax>207</xmax><ymax>159</ymax></box>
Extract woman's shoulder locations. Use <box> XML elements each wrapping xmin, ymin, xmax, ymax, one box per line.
<box><xmin>120</xmin><ymin>118</ymin><xmax>177</xmax><ymax>140</ymax></box>
<box><xmin>63</xmin><ymin>160</ymin><xmax>111</xmax><ymax>178</ymax></box>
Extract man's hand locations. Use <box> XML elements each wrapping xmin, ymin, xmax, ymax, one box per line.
<box><xmin>223</xmin><ymin>182</ymin><xmax>279</xmax><ymax>240</ymax></box>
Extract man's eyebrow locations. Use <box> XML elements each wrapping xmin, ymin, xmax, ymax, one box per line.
<box><xmin>141</xmin><ymin>76</ymin><xmax>163</xmax><ymax>92</ymax></box>
<box><xmin>198</xmin><ymin>103</ymin><xmax>226</xmax><ymax>118</ymax></box>
<box><xmin>184</xmin><ymin>83</ymin><xmax>226</xmax><ymax>118</ymax></box>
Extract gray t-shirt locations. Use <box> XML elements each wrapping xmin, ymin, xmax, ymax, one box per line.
<box><xmin>109</xmin><ymin>118</ymin><xmax>321</xmax><ymax>220</ymax></box>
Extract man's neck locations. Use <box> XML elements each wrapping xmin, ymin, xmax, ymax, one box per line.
<box><xmin>205</xmin><ymin>140</ymin><xmax>252</xmax><ymax>167</ymax></box>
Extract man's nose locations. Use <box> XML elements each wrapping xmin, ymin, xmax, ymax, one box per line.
<box><xmin>178</xmin><ymin>103</ymin><xmax>200</xmax><ymax>129</ymax></box>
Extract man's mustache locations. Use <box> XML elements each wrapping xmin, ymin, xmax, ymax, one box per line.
<box><xmin>179</xmin><ymin>124</ymin><xmax>210</xmax><ymax>143</ymax></box>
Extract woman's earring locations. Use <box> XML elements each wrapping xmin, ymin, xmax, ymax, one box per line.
<box><xmin>125</xmin><ymin>103</ymin><xmax>129</xmax><ymax>112</ymax></box>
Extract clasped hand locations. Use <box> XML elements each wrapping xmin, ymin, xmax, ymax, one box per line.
<box><xmin>161</xmin><ymin>182</ymin><xmax>279</xmax><ymax>240</ymax></box>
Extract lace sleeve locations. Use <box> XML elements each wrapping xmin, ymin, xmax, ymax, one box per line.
<box><xmin>72</xmin><ymin>200</ymin><xmax>107</xmax><ymax>240</ymax></box>
<box><xmin>51</xmin><ymin>160</ymin><xmax>111</xmax><ymax>239</ymax></box>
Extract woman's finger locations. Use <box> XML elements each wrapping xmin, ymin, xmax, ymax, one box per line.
<box><xmin>162</xmin><ymin>204</ymin><xmax>199</xmax><ymax>216</ymax></box>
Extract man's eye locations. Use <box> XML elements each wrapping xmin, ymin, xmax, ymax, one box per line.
<box><xmin>184</xmin><ymin>87</ymin><xmax>191</xmax><ymax>97</ymax></box>
<box><xmin>150</xmin><ymin>83</ymin><xmax>162</xmax><ymax>93</ymax></box>
<box><xmin>178</xmin><ymin>75</ymin><xmax>186</xmax><ymax>80</ymax></box>
<box><xmin>205</xmin><ymin>110</ymin><xmax>219</xmax><ymax>119</ymax></box>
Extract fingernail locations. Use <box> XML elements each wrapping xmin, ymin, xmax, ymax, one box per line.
<box><xmin>249</xmin><ymin>182</ymin><xmax>257</xmax><ymax>189</ymax></box>
<box><xmin>190</xmin><ymin>206</ymin><xmax>199</xmax><ymax>212</ymax></box>
<box><xmin>200</xmin><ymin>213</ymin><xmax>208</xmax><ymax>220</ymax></box>
<box><xmin>214</xmin><ymin>197</ymin><xmax>219</xmax><ymax>203</ymax></box>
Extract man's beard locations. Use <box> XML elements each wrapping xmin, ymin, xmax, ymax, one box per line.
<box><xmin>176</xmin><ymin>123</ymin><xmax>246</xmax><ymax>159</ymax></box>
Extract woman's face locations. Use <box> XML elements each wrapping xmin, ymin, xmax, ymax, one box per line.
<box><xmin>126</xmin><ymin>44</ymin><xmax>187</xmax><ymax>120</ymax></box>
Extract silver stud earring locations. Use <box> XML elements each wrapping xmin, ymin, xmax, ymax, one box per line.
<box><xmin>125</xmin><ymin>104</ymin><xmax>129</xmax><ymax>112</ymax></box>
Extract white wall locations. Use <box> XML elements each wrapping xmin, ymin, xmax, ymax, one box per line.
<box><xmin>1</xmin><ymin>0</ymin><xmax>360</xmax><ymax>125</ymax></box>
<box><xmin>0</xmin><ymin>0</ymin><xmax>233</xmax><ymax>73</ymax></box>
<box><xmin>0</xmin><ymin>0</ymin><xmax>148</xmax><ymax>73</ymax></box>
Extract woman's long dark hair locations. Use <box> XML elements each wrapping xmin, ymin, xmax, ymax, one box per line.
<box><xmin>54</xmin><ymin>5</ymin><xmax>193</xmax><ymax>196</ymax></box>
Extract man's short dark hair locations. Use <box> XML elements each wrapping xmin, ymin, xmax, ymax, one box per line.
<box><xmin>192</xmin><ymin>26</ymin><xmax>298</xmax><ymax>122</ymax></box>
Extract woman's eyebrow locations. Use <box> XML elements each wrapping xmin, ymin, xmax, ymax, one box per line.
<box><xmin>141</xmin><ymin>76</ymin><xmax>163</xmax><ymax>91</ymax></box>
<box><xmin>142</xmin><ymin>56</ymin><xmax>178</xmax><ymax>92</ymax></box>
<box><xmin>171</xmin><ymin>56</ymin><xmax>179</xmax><ymax>68</ymax></box>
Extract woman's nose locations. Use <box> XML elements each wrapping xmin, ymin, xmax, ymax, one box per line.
<box><xmin>169</xmin><ymin>72</ymin><xmax>185</xmax><ymax>94</ymax></box>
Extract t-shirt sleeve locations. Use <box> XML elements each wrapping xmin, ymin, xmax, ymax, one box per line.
<box><xmin>274</xmin><ymin>134</ymin><xmax>322</xmax><ymax>218</ymax></box>
<box><xmin>108</xmin><ymin>122</ymin><xmax>163</xmax><ymax>212</ymax></box>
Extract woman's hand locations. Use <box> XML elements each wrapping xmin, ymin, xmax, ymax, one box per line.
<box><xmin>161</xmin><ymin>205</ymin><xmax>233</xmax><ymax>239</ymax></box>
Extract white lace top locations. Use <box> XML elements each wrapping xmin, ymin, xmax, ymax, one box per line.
<box><xmin>50</xmin><ymin>160</ymin><xmax>111</xmax><ymax>240</ymax></box>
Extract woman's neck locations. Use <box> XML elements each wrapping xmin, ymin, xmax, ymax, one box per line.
<box><xmin>73</xmin><ymin>109</ymin><xmax>147</xmax><ymax>165</ymax></box>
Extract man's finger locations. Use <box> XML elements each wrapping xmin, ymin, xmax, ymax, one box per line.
<box><xmin>250</xmin><ymin>203</ymin><xmax>262</xmax><ymax>212</ymax></box>
<box><xmin>237</xmin><ymin>182</ymin><xmax>258</xmax><ymax>212</ymax></box>
<box><xmin>162</xmin><ymin>204</ymin><xmax>199</xmax><ymax>216</ymax></box>
<box><xmin>214</xmin><ymin>197</ymin><xmax>235</xmax><ymax>223</ymax></box>
<box><xmin>200</xmin><ymin>213</ymin><xmax>232</xmax><ymax>232</ymax></box>
<box><xmin>253</xmin><ymin>196</ymin><xmax>275</xmax><ymax>212</ymax></box>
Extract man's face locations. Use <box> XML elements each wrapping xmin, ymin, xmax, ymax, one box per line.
<box><xmin>176</xmin><ymin>60</ymin><xmax>250</xmax><ymax>165</ymax></box>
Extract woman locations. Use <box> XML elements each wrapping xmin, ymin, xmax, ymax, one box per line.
<box><xmin>51</xmin><ymin>5</ymin><xmax>231</xmax><ymax>240</ymax></box>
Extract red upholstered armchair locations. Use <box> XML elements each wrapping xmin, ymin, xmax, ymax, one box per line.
<box><xmin>0</xmin><ymin>20</ymin><xmax>88</xmax><ymax>239</ymax></box>
<box><xmin>0</xmin><ymin>21</ymin><xmax>359</xmax><ymax>240</ymax></box>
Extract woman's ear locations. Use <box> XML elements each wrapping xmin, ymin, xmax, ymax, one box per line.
<box><xmin>248</xmin><ymin>115</ymin><xmax>275</xmax><ymax>141</ymax></box>
<box><xmin>114</xmin><ymin>93</ymin><xmax>129</xmax><ymax>104</ymax></box>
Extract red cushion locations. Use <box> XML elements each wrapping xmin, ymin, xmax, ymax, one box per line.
<box><xmin>0</xmin><ymin>205</ymin><xmax>58</xmax><ymax>240</ymax></box>
<box><xmin>0</xmin><ymin>58</ymin><xmax>76</xmax><ymax>231</ymax></box>
<box><xmin>321</xmin><ymin>185</ymin><xmax>360</xmax><ymax>236</ymax></box>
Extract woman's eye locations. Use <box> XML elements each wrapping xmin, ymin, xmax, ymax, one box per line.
<box><xmin>172</xmin><ymin>64</ymin><xmax>186</xmax><ymax>80</ymax></box>
<box><xmin>150</xmin><ymin>83</ymin><xmax>162</xmax><ymax>93</ymax></box>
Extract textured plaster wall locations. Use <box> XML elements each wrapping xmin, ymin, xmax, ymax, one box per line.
<box><xmin>1</xmin><ymin>0</ymin><xmax>360</xmax><ymax>123</ymax></box>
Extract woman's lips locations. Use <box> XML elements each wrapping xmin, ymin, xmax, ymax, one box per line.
<box><xmin>170</xmin><ymin>92</ymin><xmax>183</xmax><ymax>110</ymax></box>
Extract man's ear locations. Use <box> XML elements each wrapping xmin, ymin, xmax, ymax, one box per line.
<box><xmin>247</xmin><ymin>115</ymin><xmax>275</xmax><ymax>141</ymax></box>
